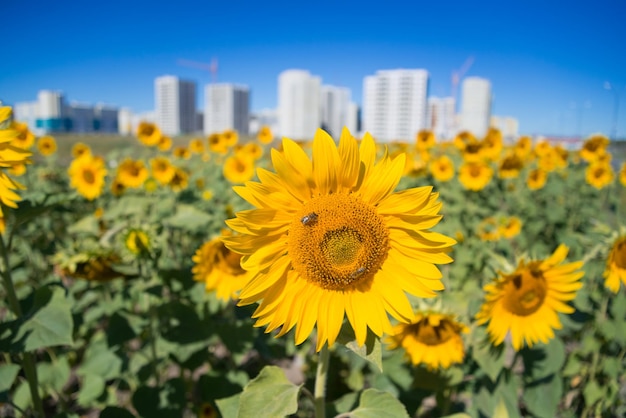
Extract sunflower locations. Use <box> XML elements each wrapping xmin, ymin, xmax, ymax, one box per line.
<box><xmin>480</xmin><ymin>128</ymin><xmax>503</xmax><ymax>161</ymax></box>
<box><xmin>585</xmin><ymin>162</ymin><xmax>614</xmax><ymax>189</ymax></box>
<box><xmin>477</xmin><ymin>217</ymin><xmax>500</xmax><ymax>241</ymax></box>
<box><xmin>150</xmin><ymin>156</ymin><xmax>176</xmax><ymax>185</ymax></box>
<box><xmin>257</xmin><ymin>126</ymin><xmax>274</xmax><ymax>145</ymax></box>
<box><xmin>620</xmin><ymin>163</ymin><xmax>626</xmax><ymax>187</ymax></box>
<box><xmin>499</xmin><ymin>216</ymin><xmax>522</xmax><ymax>239</ymax></box>
<box><xmin>10</xmin><ymin>121</ymin><xmax>35</xmax><ymax>149</ymax></box>
<box><xmin>580</xmin><ymin>134</ymin><xmax>609</xmax><ymax>163</ymax></box>
<box><xmin>136</xmin><ymin>121</ymin><xmax>162</xmax><ymax>146</ymax></box>
<box><xmin>429</xmin><ymin>155</ymin><xmax>455</xmax><ymax>182</ymax></box>
<box><xmin>515</xmin><ymin>135</ymin><xmax>533</xmax><ymax>159</ymax></box>
<box><xmin>458</xmin><ymin>162</ymin><xmax>493</xmax><ymax>191</ymax></box>
<box><xmin>68</xmin><ymin>154</ymin><xmax>108</xmax><ymax>200</ymax></box>
<box><xmin>9</xmin><ymin>163</ymin><xmax>27</xmax><ymax>177</ymax></box>
<box><xmin>240</xmin><ymin>142</ymin><xmax>263</xmax><ymax>160</ymax></box>
<box><xmin>116</xmin><ymin>158</ymin><xmax>149</xmax><ymax>188</ymax></box>
<box><xmin>462</xmin><ymin>141</ymin><xmax>484</xmax><ymax>163</ymax></box>
<box><xmin>604</xmin><ymin>236</ymin><xmax>626</xmax><ymax>293</ymax></box>
<box><xmin>169</xmin><ymin>167</ymin><xmax>189</xmax><ymax>192</ymax></box>
<box><xmin>223</xmin><ymin>154</ymin><xmax>256</xmax><ymax>184</ymax></box>
<box><xmin>123</xmin><ymin>228</ymin><xmax>152</xmax><ymax>257</ymax></box>
<box><xmin>0</xmin><ymin>108</ymin><xmax>30</xmax><ymax>214</ymax></box>
<box><xmin>533</xmin><ymin>140</ymin><xmax>552</xmax><ymax>158</ymax></box>
<box><xmin>72</xmin><ymin>142</ymin><xmax>91</xmax><ymax>158</ymax></box>
<box><xmin>111</xmin><ymin>179</ymin><xmax>126</xmax><ymax>196</ymax></box>
<box><xmin>387</xmin><ymin>312</ymin><xmax>468</xmax><ymax>369</ymax></box>
<box><xmin>189</xmin><ymin>138</ymin><xmax>205</xmax><ymax>154</ymax></box>
<box><xmin>192</xmin><ymin>233</ymin><xmax>255</xmax><ymax>302</ymax></box>
<box><xmin>157</xmin><ymin>135</ymin><xmax>172</xmax><ymax>151</ymax></box>
<box><xmin>207</xmin><ymin>133</ymin><xmax>228</xmax><ymax>154</ymax></box>
<box><xmin>37</xmin><ymin>135</ymin><xmax>57</xmax><ymax>156</ymax></box>
<box><xmin>527</xmin><ymin>168</ymin><xmax>548</xmax><ymax>190</ymax></box>
<box><xmin>173</xmin><ymin>146</ymin><xmax>191</xmax><ymax>160</ymax></box>
<box><xmin>498</xmin><ymin>152</ymin><xmax>524</xmax><ymax>179</ymax></box>
<box><xmin>223</xmin><ymin>128</ymin><xmax>456</xmax><ymax>351</ymax></box>
<box><xmin>415</xmin><ymin>130</ymin><xmax>436</xmax><ymax>151</ymax></box>
<box><xmin>475</xmin><ymin>244</ymin><xmax>584</xmax><ymax>350</ymax></box>
<box><xmin>221</xmin><ymin>129</ymin><xmax>238</xmax><ymax>147</ymax></box>
<box><xmin>453</xmin><ymin>131</ymin><xmax>476</xmax><ymax>151</ymax></box>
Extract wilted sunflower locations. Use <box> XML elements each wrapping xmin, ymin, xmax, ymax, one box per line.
<box><xmin>458</xmin><ymin>162</ymin><xmax>493</xmax><ymax>191</ymax></box>
<box><xmin>475</xmin><ymin>244</ymin><xmax>584</xmax><ymax>350</ymax></box>
<box><xmin>68</xmin><ymin>154</ymin><xmax>108</xmax><ymax>200</ymax></box>
<box><xmin>586</xmin><ymin>162</ymin><xmax>614</xmax><ymax>189</ymax></box>
<box><xmin>116</xmin><ymin>158</ymin><xmax>149</xmax><ymax>188</ymax></box>
<box><xmin>150</xmin><ymin>156</ymin><xmax>176</xmax><ymax>185</ymax></box>
<box><xmin>10</xmin><ymin>121</ymin><xmax>35</xmax><ymax>149</ymax></box>
<box><xmin>37</xmin><ymin>135</ymin><xmax>57</xmax><ymax>156</ymax></box>
<box><xmin>604</xmin><ymin>235</ymin><xmax>626</xmax><ymax>293</ymax></box>
<box><xmin>415</xmin><ymin>130</ymin><xmax>436</xmax><ymax>151</ymax></box>
<box><xmin>223</xmin><ymin>128</ymin><xmax>456</xmax><ymax>351</ymax></box>
<box><xmin>429</xmin><ymin>155</ymin><xmax>455</xmax><ymax>182</ymax></box>
<box><xmin>387</xmin><ymin>312</ymin><xmax>468</xmax><ymax>369</ymax></box>
<box><xmin>192</xmin><ymin>233</ymin><xmax>255</xmax><ymax>302</ymax></box>
<box><xmin>498</xmin><ymin>152</ymin><xmax>524</xmax><ymax>179</ymax></box>
<box><xmin>580</xmin><ymin>134</ymin><xmax>609</xmax><ymax>162</ymax></box>
<box><xmin>223</xmin><ymin>154</ymin><xmax>256</xmax><ymax>183</ymax></box>
<box><xmin>71</xmin><ymin>142</ymin><xmax>91</xmax><ymax>158</ymax></box>
<box><xmin>257</xmin><ymin>126</ymin><xmax>274</xmax><ymax>145</ymax></box>
<box><xmin>136</xmin><ymin>121</ymin><xmax>162</xmax><ymax>146</ymax></box>
<box><xmin>527</xmin><ymin>168</ymin><xmax>548</xmax><ymax>190</ymax></box>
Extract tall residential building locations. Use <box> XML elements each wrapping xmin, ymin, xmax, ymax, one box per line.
<box><xmin>427</xmin><ymin>97</ymin><xmax>456</xmax><ymax>140</ymax></box>
<box><xmin>36</xmin><ymin>90</ymin><xmax>67</xmax><ymax>133</ymax></box>
<box><xmin>155</xmin><ymin>75</ymin><xmax>197</xmax><ymax>136</ymax></box>
<box><xmin>203</xmin><ymin>83</ymin><xmax>250</xmax><ymax>135</ymax></box>
<box><xmin>68</xmin><ymin>103</ymin><xmax>96</xmax><ymax>133</ymax></box>
<box><xmin>278</xmin><ymin>70</ymin><xmax>321</xmax><ymax>140</ymax></box>
<box><xmin>491</xmin><ymin>116</ymin><xmax>519</xmax><ymax>143</ymax></box>
<box><xmin>362</xmin><ymin>69</ymin><xmax>429</xmax><ymax>142</ymax></box>
<box><xmin>460</xmin><ymin>77</ymin><xmax>492</xmax><ymax>138</ymax></box>
<box><xmin>320</xmin><ymin>85</ymin><xmax>352</xmax><ymax>139</ymax></box>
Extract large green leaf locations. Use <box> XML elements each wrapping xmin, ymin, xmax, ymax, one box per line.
<box><xmin>0</xmin><ymin>363</ymin><xmax>21</xmax><ymax>393</ymax></box>
<box><xmin>216</xmin><ymin>393</ymin><xmax>241</xmax><ymax>418</ymax></box>
<box><xmin>471</xmin><ymin>328</ymin><xmax>505</xmax><ymax>382</ymax></box>
<box><xmin>77</xmin><ymin>374</ymin><xmax>105</xmax><ymax>407</ymax></box>
<box><xmin>38</xmin><ymin>356</ymin><xmax>71</xmax><ymax>393</ymax></box>
<box><xmin>236</xmin><ymin>366</ymin><xmax>301</xmax><ymax>418</ymax></box>
<box><xmin>347</xmin><ymin>388</ymin><xmax>410</xmax><ymax>418</ymax></box>
<box><xmin>164</xmin><ymin>204</ymin><xmax>212</xmax><ymax>231</ymax></box>
<box><xmin>337</xmin><ymin>323</ymin><xmax>383</xmax><ymax>372</ymax></box>
<box><xmin>523</xmin><ymin>374</ymin><xmax>563</xmax><ymax>418</ymax></box>
<box><xmin>521</xmin><ymin>338</ymin><xmax>566</xmax><ymax>380</ymax></box>
<box><xmin>77</xmin><ymin>334</ymin><xmax>122</xmax><ymax>380</ymax></box>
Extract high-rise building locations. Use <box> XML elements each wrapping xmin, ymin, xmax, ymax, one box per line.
<box><xmin>36</xmin><ymin>90</ymin><xmax>67</xmax><ymax>133</ymax></box>
<box><xmin>118</xmin><ymin>108</ymin><xmax>134</xmax><ymax>135</ymax></box>
<box><xmin>278</xmin><ymin>70</ymin><xmax>321</xmax><ymax>140</ymax></box>
<box><xmin>427</xmin><ymin>97</ymin><xmax>456</xmax><ymax>140</ymax></box>
<box><xmin>491</xmin><ymin>116</ymin><xmax>519</xmax><ymax>143</ymax></box>
<box><xmin>68</xmin><ymin>103</ymin><xmax>96</xmax><ymax>133</ymax></box>
<box><xmin>320</xmin><ymin>85</ymin><xmax>352</xmax><ymax>139</ymax></box>
<box><xmin>203</xmin><ymin>83</ymin><xmax>250</xmax><ymax>135</ymax></box>
<box><xmin>460</xmin><ymin>77</ymin><xmax>492</xmax><ymax>138</ymax></box>
<box><xmin>362</xmin><ymin>69</ymin><xmax>429</xmax><ymax>142</ymax></box>
<box><xmin>94</xmin><ymin>105</ymin><xmax>119</xmax><ymax>133</ymax></box>
<box><xmin>155</xmin><ymin>75</ymin><xmax>197</xmax><ymax>136</ymax></box>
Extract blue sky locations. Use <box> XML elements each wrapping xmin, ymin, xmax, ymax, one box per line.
<box><xmin>2</xmin><ymin>0</ymin><xmax>625</xmax><ymax>137</ymax></box>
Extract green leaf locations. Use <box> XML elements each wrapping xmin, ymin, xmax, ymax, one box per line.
<box><xmin>38</xmin><ymin>356</ymin><xmax>71</xmax><ymax>393</ymax></box>
<box><xmin>583</xmin><ymin>380</ymin><xmax>603</xmax><ymax>407</ymax></box>
<box><xmin>521</xmin><ymin>338</ymin><xmax>566</xmax><ymax>380</ymax></box>
<box><xmin>523</xmin><ymin>374</ymin><xmax>563</xmax><ymax>418</ymax></box>
<box><xmin>14</xmin><ymin>287</ymin><xmax>74</xmax><ymax>351</ymax></box>
<box><xmin>0</xmin><ymin>363</ymin><xmax>21</xmax><ymax>393</ymax></box>
<box><xmin>100</xmin><ymin>406</ymin><xmax>136</xmax><ymax>418</ymax></box>
<box><xmin>492</xmin><ymin>397</ymin><xmax>510</xmax><ymax>418</ymax></box>
<box><xmin>440</xmin><ymin>414</ymin><xmax>472</xmax><ymax>418</ymax></box>
<box><xmin>77</xmin><ymin>374</ymin><xmax>105</xmax><ymax>407</ymax></box>
<box><xmin>78</xmin><ymin>334</ymin><xmax>122</xmax><ymax>380</ymax></box>
<box><xmin>347</xmin><ymin>388</ymin><xmax>410</xmax><ymax>418</ymax></box>
<box><xmin>237</xmin><ymin>366</ymin><xmax>301</xmax><ymax>418</ymax></box>
<box><xmin>164</xmin><ymin>204</ymin><xmax>212</xmax><ymax>231</ymax></box>
<box><xmin>337</xmin><ymin>324</ymin><xmax>383</xmax><ymax>372</ymax></box>
<box><xmin>216</xmin><ymin>393</ymin><xmax>241</xmax><ymax>418</ymax></box>
<box><xmin>106</xmin><ymin>312</ymin><xmax>138</xmax><ymax>347</ymax></box>
<box><xmin>471</xmin><ymin>328</ymin><xmax>505</xmax><ymax>382</ymax></box>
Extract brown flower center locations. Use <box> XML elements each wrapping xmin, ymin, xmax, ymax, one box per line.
<box><xmin>502</xmin><ymin>264</ymin><xmax>547</xmax><ymax>316</ymax></box>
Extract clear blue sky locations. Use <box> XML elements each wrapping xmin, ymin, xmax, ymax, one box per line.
<box><xmin>2</xmin><ymin>0</ymin><xmax>625</xmax><ymax>137</ymax></box>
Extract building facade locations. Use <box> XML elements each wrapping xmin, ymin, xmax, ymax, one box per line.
<box><xmin>155</xmin><ymin>76</ymin><xmax>197</xmax><ymax>136</ymax></box>
<box><xmin>460</xmin><ymin>77</ymin><xmax>492</xmax><ymax>138</ymax></box>
<box><xmin>320</xmin><ymin>85</ymin><xmax>352</xmax><ymax>139</ymax></box>
<box><xmin>278</xmin><ymin>70</ymin><xmax>321</xmax><ymax>140</ymax></box>
<box><xmin>362</xmin><ymin>69</ymin><xmax>429</xmax><ymax>142</ymax></box>
<box><xmin>203</xmin><ymin>84</ymin><xmax>250</xmax><ymax>135</ymax></box>
<box><xmin>427</xmin><ymin>96</ymin><xmax>456</xmax><ymax>140</ymax></box>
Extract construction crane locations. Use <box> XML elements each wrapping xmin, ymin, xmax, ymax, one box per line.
<box><xmin>177</xmin><ymin>57</ymin><xmax>219</xmax><ymax>83</ymax></box>
<box><xmin>451</xmin><ymin>56</ymin><xmax>474</xmax><ymax>104</ymax></box>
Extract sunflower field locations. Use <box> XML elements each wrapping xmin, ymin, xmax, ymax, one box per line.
<box><xmin>1</xmin><ymin>104</ymin><xmax>626</xmax><ymax>418</ymax></box>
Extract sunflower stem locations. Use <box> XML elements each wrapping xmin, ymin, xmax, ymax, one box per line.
<box><xmin>0</xmin><ymin>233</ymin><xmax>45</xmax><ymax>418</ymax></box>
<box><xmin>314</xmin><ymin>344</ymin><xmax>329</xmax><ymax>418</ymax></box>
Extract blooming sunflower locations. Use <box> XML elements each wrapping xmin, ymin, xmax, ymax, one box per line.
<box><xmin>387</xmin><ymin>312</ymin><xmax>468</xmax><ymax>369</ymax></box>
<box><xmin>192</xmin><ymin>233</ymin><xmax>255</xmax><ymax>302</ymax></box>
<box><xmin>173</xmin><ymin>146</ymin><xmax>191</xmax><ymax>160</ymax></box>
<box><xmin>453</xmin><ymin>131</ymin><xmax>476</xmax><ymax>151</ymax></box>
<box><xmin>168</xmin><ymin>167</ymin><xmax>189</xmax><ymax>192</ymax></box>
<box><xmin>527</xmin><ymin>168</ymin><xmax>548</xmax><ymax>190</ymax></box>
<box><xmin>428</xmin><ymin>155</ymin><xmax>455</xmax><ymax>182</ymax></box>
<box><xmin>498</xmin><ymin>153</ymin><xmax>524</xmax><ymax>179</ymax></box>
<box><xmin>68</xmin><ymin>154</ymin><xmax>108</xmax><ymax>200</ymax></box>
<box><xmin>150</xmin><ymin>156</ymin><xmax>176</xmax><ymax>185</ymax></box>
<box><xmin>415</xmin><ymin>130</ymin><xmax>436</xmax><ymax>151</ymax></box>
<box><xmin>458</xmin><ymin>162</ymin><xmax>493</xmax><ymax>191</ymax></box>
<box><xmin>136</xmin><ymin>121</ymin><xmax>162</xmax><ymax>146</ymax></box>
<box><xmin>157</xmin><ymin>135</ymin><xmax>172</xmax><ymax>152</ymax></box>
<box><xmin>604</xmin><ymin>235</ymin><xmax>626</xmax><ymax>293</ymax></box>
<box><xmin>515</xmin><ymin>135</ymin><xmax>533</xmax><ymax>159</ymax></box>
<box><xmin>477</xmin><ymin>217</ymin><xmax>500</xmax><ymax>241</ymax></box>
<box><xmin>9</xmin><ymin>163</ymin><xmax>27</xmax><ymax>177</ymax></box>
<box><xmin>586</xmin><ymin>162</ymin><xmax>614</xmax><ymax>189</ymax></box>
<box><xmin>221</xmin><ymin>129</ymin><xmax>238</xmax><ymax>147</ymax></box>
<box><xmin>475</xmin><ymin>244</ymin><xmax>584</xmax><ymax>351</ymax></box>
<box><xmin>189</xmin><ymin>138</ymin><xmax>205</xmax><ymax>154</ymax></box>
<box><xmin>116</xmin><ymin>158</ymin><xmax>149</xmax><ymax>188</ymax></box>
<box><xmin>580</xmin><ymin>134</ymin><xmax>609</xmax><ymax>163</ymax></box>
<box><xmin>223</xmin><ymin>154</ymin><xmax>256</xmax><ymax>184</ymax></box>
<box><xmin>499</xmin><ymin>216</ymin><xmax>522</xmax><ymax>239</ymax></box>
<box><xmin>71</xmin><ymin>142</ymin><xmax>91</xmax><ymax>158</ymax></box>
<box><xmin>207</xmin><ymin>133</ymin><xmax>228</xmax><ymax>154</ymax></box>
<box><xmin>240</xmin><ymin>142</ymin><xmax>264</xmax><ymax>160</ymax></box>
<box><xmin>223</xmin><ymin>128</ymin><xmax>456</xmax><ymax>351</ymax></box>
<box><xmin>480</xmin><ymin>128</ymin><xmax>503</xmax><ymax>161</ymax></box>
<box><xmin>37</xmin><ymin>135</ymin><xmax>57</xmax><ymax>156</ymax></box>
<box><xmin>10</xmin><ymin>121</ymin><xmax>35</xmax><ymax>149</ymax></box>
<box><xmin>257</xmin><ymin>126</ymin><xmax>274</xmax><ymax>145</ymax></box>
<box><xmin>111</xmin><ymin>178</ymin><xmax>126</xmax><ymax>197</ymax></box>
<box><xmin>462</xmin><ymin>142</ymin><xmax>484</xmax><ymax>163</ymax></box>
<box><xmin>620</xmin><ymin>163</ymin><xmax>626</xmax><ymax>187</ymax></box>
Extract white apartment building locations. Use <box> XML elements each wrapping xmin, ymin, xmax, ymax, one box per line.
<box><xmin>491</xmin><ymin>116</ymin><xmax>520</xmax><ymax>143</ymax></box>
<box><xmin>320</xmin><ymin>85</ymin><xmax>353</xmax><ymax>139</ymax></box>
<box><xmin>249</xmin><ymin>108</ymin><xmax>279</xmax><ymax>136</ymax></box>
<box><xmin>427</xmin><ymin>97</ymin><xmax>456</xmax><ymax>140</ymax></box>
<box><xmin>155</xmin><ymin>76</ymin><xmax>197</xmax><ymax>136</ymax></box>
<box><xmin>362</xmin><ymin>69</ymin><xmax>429</xmax><ymax>142</ymax></box>
<box><xmin>118</xmin><ymin>108</ymin><xmax>134</xmax><ymax>135</ymax></box>
<box><xmin>204</xmin><ymin>83</ymin><xmax>250</xmax><ymax>135</ymax></box>
<box><xmin>278</xmin><ymin>70</ymin><xmax>321</xmax><ymax>140</ymax></box>
<box><xmin>460</xmin><ymin>77</ymin><xmax>492</xmax><ymax>138</ymax></box>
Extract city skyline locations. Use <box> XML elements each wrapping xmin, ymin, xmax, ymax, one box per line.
<box><xmin>2</xmin><ymin>0</ymin><xmax>625</xmax><ymax>138</ymax></box>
